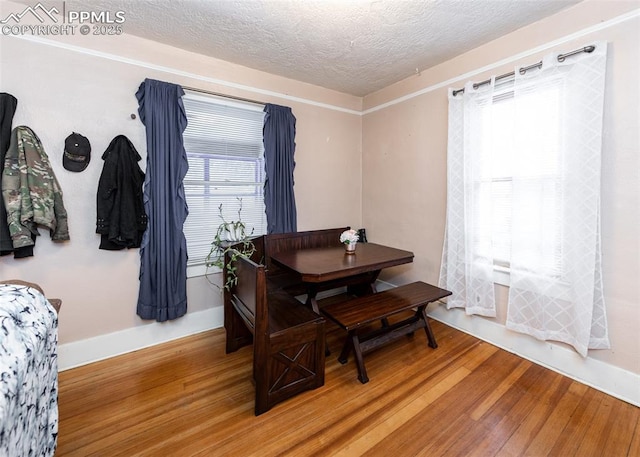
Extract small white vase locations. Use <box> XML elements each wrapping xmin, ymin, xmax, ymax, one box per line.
<box><xmin>344</xmin><ymin>242</ymin><xmax>357</xmax><ymax>254</ymax></box>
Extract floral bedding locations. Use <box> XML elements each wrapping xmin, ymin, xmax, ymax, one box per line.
<box><xmin>0</xmin><ymin>284</ymin><xmax>58</xmax><ymax>457</ymax></box>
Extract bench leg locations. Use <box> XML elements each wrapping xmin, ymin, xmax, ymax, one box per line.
<box><xmin>420</xmin><ymin>306</ymin><xmax>438</xmax><ymax>349</ymax></box>
<box><xmin>338</xmin><ymin>335</ymin><xmax>351</xmax><ymax>364</ymax></box>
<box><xmin>337</xmin><ymin>332</ymin><xmax>369</xmax><ymax>383</ymax></box>
<box><xmin>350</xmin><ymin>333</ymin><xmax>369</xmax><ymax>384</ymax></box>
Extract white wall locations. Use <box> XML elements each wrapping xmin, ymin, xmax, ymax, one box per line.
<box><xmin>0</xmin><ymin>0</ymin><xmax>362</xmax><ymax>368</ymax></box>
<box><xmin>362</xmin><ymin>1</ymin><xmax>640</xmax><ymax>405</ymax></box>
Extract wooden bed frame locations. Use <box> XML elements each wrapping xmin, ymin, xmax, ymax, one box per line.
<box><xmin>0</xmin><ymin>279</ymin><xmax>61</xmax><ymax>313</ymax></box>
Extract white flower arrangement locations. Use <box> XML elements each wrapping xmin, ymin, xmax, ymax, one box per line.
<box><xmin>340</xmin><ymin>229</ymin><xmax>359</xmax><ymax>245</ymax></box>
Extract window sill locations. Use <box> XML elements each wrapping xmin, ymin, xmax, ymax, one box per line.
<box><xmin>187</xmin><ymin>264</ymin><xmax>219</xmax><ymax>279</ymax></box>
<box><xmin>493</xmin><ymin>265</ymin><xmax>510</xmax><ymax>287</ymax></box>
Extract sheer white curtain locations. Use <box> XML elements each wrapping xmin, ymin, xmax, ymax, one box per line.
<box><xmin>439</xmin><ymin>79</ymin><xmax>497</xmax><ymax>317</ymax></box>
<box><xmin>506</xmin><ymin>44</ymin><xmax>610</xmax><ymax>356</ymax></box>
<box><xmin>440</xmin><ymin>42</ymin><xmax>610</xmax><ymax>356</ymax></box>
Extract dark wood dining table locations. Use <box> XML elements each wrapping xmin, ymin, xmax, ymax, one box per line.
<box><xmin>269</xmin><ymin>242</ymin><xmax>414</xmax><ymax>314</ymax></box>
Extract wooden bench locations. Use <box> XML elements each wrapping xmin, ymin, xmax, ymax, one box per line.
<box><xmin>224</xmin><ymin>227</ymin><xmax>366</xmax><ymax>352</ymax></box>
<box><xmin>321</xmin><ymin>281</ymin><xmax>452</xmax><ymax>384</ymax></box>
<box><xmin>225</xmin><ymin>251</ymin><xmax>326</xmax><ymax>415</ymax></box>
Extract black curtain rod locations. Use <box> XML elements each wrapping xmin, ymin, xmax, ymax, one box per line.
<box><xmin>182</xmin><ymin>86</ymin><xmax>266</xmax><ymax>106</ymax></box>
<box><xmin>451</xmin><ymin>45</ymin><xmax>596</xmax><ymax>96</ymax></box>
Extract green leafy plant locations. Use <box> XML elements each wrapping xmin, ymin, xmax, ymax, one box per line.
<box><xmin>206</xmin><ymin>198</ymin><xmax>256</xmax><ymax>291</ymax></box>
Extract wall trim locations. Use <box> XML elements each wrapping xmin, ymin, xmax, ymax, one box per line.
<box><xmin>8</xmin><ymin>34</ymin><xmax>361</xmax><ymax>116</ymax></box>
<box><xmin>9</xmin><ymin>9</ymin><xmax>638</xmax><ymax>117</ymax></box>
<box><xmin>362</xmin><ymin>8</ymin><xmax>640</xmax><ymax>114</ymax></box>
<box><xmin>57</xmin><ymin>307</ymin><xmax>223</xmax><ymax>371</ymax></box>
<box><xmin>427</xmin><ymin>304</ymin><xmax>640</xmax><ymax>407</ymax></box>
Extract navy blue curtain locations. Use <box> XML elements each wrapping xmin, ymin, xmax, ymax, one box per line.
<box><xmin>135</xmin><ymin>79</ymin><xmax>189</xmax><ymax>322</ymax></box>
<box><xmin>263</xmin><ymin>103</ymin><xmax>297</xmax><ymax>234</ymax></box>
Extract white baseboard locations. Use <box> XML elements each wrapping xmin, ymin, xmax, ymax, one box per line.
<box><xmin>427</xmin><ymin>303</ymin><xmax>640</xmax><ymax>407</ymax></box>
<box><xmin>57</xmin><ymin>282</ymin><xmax>640</xmax><ymax>408</ymax></box>
<box><xmin>377</xmin><ymin>278</ymin><xmax>639</xmax><ymax>406</ymax></box>
<box><xmin>57</xmin><ymin>307</ymin><xmax>224</xmax><ymax>371</ymax></box>
<box><xmin>57</xmin><ymin>287</ymin><xmax>348</xmax><ymax>371</ymax></box>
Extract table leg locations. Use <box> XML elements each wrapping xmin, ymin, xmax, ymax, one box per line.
<box><xmin>369</xmin><ymin>270</ymin><xmax>381</xmax><ymax>293</ymax></box>
<box><xmin>346</xmin><ymin>270</ymin><xmax>382</xmax><ymax>297</ymax></box>
<box><xmin>305</xmin><ymin>285</ymin><xmax>320</xmax><ymax>315</ymax></box>
<box><xmin>305</xmin><ymin>285</ymin><xmax>331</xmax><ymax>355</ymax></box>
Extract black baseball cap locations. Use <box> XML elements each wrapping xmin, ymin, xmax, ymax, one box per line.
<box><xmin>63</xmin><ymin>132</ymin><xmax>91</xmax><ymax>172</ymax></box>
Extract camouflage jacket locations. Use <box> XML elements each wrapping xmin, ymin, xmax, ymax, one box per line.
<box><xmin>1</xmin><ymin>126</ymin><xmax>70</xmax><ymax>248</ymax></box>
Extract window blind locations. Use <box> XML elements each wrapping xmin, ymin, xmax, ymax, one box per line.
<box><xmin>182</xmin><ymin>93</ymin><xmax>266</xmax><ymax>272</ymax></box>
<box><xmin>478</xmin><ymin>84</ymin><xmax>563</xmax><ymax>277</ymax></box>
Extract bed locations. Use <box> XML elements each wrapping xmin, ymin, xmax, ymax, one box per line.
<box><xmin>0</xmin><ymin>280</ymin><xmax>60</xmax><ymax>457</ymax></box>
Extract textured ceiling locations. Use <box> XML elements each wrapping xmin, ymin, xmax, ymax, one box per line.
<box><xmin>63</xmin><ymin>0</ymin><xmax>581</xmax><ymax>96</ymax></box>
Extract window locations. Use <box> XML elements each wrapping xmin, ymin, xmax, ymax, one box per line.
<box><xmin>441</xmin><ymin>44</ymin><xmax>609</xmax><ymax>353</ymax></box>
<box><xmin>182</xmin><ymin>92</ymin><xmax>267</xmax><ymax>277</ymax></box>
<box><xmin>477</xmin><ymin>81</ymin><xmax>564</xmax><ymax>284</ymax></box>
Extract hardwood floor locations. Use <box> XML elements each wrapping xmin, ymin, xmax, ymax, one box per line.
<box><xmin>56</xmin><ymin>316</ymin><xmax>639</xmax><ymax>456</ymax></box>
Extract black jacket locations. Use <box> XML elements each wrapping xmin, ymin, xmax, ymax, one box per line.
<box><xmin>96</xmin><ymin>135</ymin><xmax>147</xmax><ymax>250</ymax></box>
<box><xmin>0</xmin><ymin>93</ymin><xmax>23</xmax><ymax>257</ymax></box>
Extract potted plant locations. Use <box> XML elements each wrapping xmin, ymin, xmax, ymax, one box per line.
<box><xmin>340</xmin><ymin>229</ymin><xmax>359</xmax><ymax>254</ymax></box>
<box><xmin>206</xmin><ymin>198</ymin><xmax>256</xmax><ymax>290</ymax></box>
